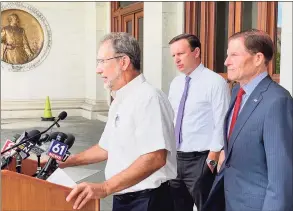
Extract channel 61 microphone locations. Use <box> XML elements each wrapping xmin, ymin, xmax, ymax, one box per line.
<box><xmin>36</xmin><ymin>132</ymin><xmax>68</xmax><ymax>180</ymax></box>
<box><xmin>61</xmin><ymin>133</ymin><xmax>75</xmax><ymax>162</ymax></box>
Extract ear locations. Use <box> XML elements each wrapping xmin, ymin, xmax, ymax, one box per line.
<box><xmin>120</xmin><ymin>55</ymin><xmax>131</xmax><ymax>71</ymax></box>
<box><xmin>254</xmin><ymin>52</ymin><xmax>265</xmax><ymax>67</ymax></box>
<box><xmin>193</xmin><ymin>47</ymin><xmax>201</xmax><ymax>59</ymax></box>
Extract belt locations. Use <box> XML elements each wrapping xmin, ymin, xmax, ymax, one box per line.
<box><xmin>114</xmin><ymin>181</ymin><xmax>169</xmax><ymax>201</ymax></box>
<box><xmin>177</xmin><ymin>150</ymin><xmax>209</xmax><ymax>158</ymax></box>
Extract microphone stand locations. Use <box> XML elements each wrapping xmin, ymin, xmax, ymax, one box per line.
<box><xmin>15</xmin><ymin>151</ymin><xmax>22</xmax><ymax>173</ymax></box>
<box><xmin>1</xmin><ymin>115</ymin><xmax>65</xmax><ymax>155</ymax></box>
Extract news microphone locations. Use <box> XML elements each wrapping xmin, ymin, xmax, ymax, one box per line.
<box><xmin>60</xmin><ymin>134</ymin><xmax>75</xmax><ymax>162</ymax></box>
<box><xmin>2</xmin><ymin>130</ymin><xmax>38</xmax><ymax>159</ymax></box>
<box><xmin>14</xmin><ymin>130</ymin><xmax>41</xmax><ymax>173</ymax></box>
<box><xmin>1</xmin><ymin>130</ymin><xmax>40</xmax><ymax>171</ymax></box>
<box><xmin>36</xmin><ymin>132</ymin><xmax>68</xmax><ymax>179</ymax></box>
<box><xmin>1</xmin><ymin>111</ymin><xmax>67</xmax><ymax>155</ymax></box>
<box><xmin>1</xmin><ymin>133</ymin><xmax>26</xmax><ymax>170</ymax></box>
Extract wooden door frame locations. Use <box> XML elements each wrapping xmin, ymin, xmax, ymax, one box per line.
<box><xmin>111</xmin><ymin>2</ymin><xmax>143</xmax><ymax>33</ymax></box>
<box><xmin>184</xmin><ymin>1</ymin><xmax>279</xmax><ymax>83</ymax></box>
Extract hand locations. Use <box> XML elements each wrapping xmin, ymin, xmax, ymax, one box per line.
<box><xmin>207</xmin><ymin>161</ymin><xmax>216</xmax><ymax>173</ymax></box>
<box><xmin>217</xmin><ymin>150</ymin><xmax>225</xmax><ymax>172</ymax></box>
<box><xmin>66</xmin><ymin>182</ymin><xmax>108</xmax><ymax>210</ymax></box>
<box><xmin>207</xmin><ymin>151</ymin><xmax>220</xmax><ymax>173</ymax></box>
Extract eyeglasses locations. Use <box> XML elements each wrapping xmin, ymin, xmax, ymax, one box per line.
<box><xmin>96</xmin><ymin>56</ymin><xmax>124</xmax><ymax>65</ymax></box>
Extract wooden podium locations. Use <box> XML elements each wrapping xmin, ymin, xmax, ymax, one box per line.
<box><xmin>1</xmin><ymin>158</ymin><xmax>100</xmax><ymax>211</ymax></box>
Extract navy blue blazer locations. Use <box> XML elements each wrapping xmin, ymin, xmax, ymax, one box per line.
<box><xmin>203</xmin><ymin>76</ymin><xmax>293</xmax><ymax>211</ymax></box>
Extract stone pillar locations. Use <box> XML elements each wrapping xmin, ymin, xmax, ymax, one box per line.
<box><xmin>143</xmin><ymin>2</ymin><xmax>184</xmax><ymax>95</ymax></box>
<box><xmin>82</xmin><ymin>2</ymin><xmax>110</xmax><ymax>120</ymax></box>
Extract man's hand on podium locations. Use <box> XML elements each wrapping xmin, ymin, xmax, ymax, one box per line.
<box><xmin>66</xmin><ymin>182</ymin><xmax>108</xmax><ymax>209</ymax></box>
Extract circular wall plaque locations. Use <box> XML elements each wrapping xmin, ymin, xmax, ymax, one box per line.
<box><xmin>1</xmin><ymin>2</ymin><xmax>52</xmax><ymax>72</ymax></box>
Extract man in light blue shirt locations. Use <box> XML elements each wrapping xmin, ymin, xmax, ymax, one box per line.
<box><xmin>168</xmin><ymin>33</ymin><xmax>230</xmax><ymax>211</ymax></box>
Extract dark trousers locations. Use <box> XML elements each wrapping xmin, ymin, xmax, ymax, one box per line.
<box><xmin>113</xmin><ymin>181</ymin><xmax>174</xmax><ymax>211</ymax></box>
<box><xmin>169</xmin><ymin>151</ymin><xmax>216</xmax><ymax>211</ymax></box>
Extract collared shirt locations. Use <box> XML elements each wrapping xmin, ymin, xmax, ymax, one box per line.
<box><xmin>227</xmin><ymin>71</ymin><xmax>268</xmax><ymax>135</ymax></box>
<box><xmin>169</xmin><ymin>64</ymin><xmax>231</xmax><ymax>152</ymax></box>
<box><xmin>99</xmin><ymin>74</ymin><xmax>177</xmax><ymax>194</ymax></box>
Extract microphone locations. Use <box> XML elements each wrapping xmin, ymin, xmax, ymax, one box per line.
<box><xmin>1</xmin><ymin>111</ymin><xmax>67</xmax><ymax>155</ymax></box>
<box><xmin>61</xmin><ymin>134</ymin><xmax>75</xmax><ymax>162</ymax></box>
<box><xmin>1</xmin><ymin>130</ymin><xmax>40</xmax><ymax>171</ymax></box>
<box><xmin>14</xmin><ymin>130</ymin><xmax>41</xmax><ymax>173</ymax></box>
<box><xmin>1</xmin><ymin>132</ymin><xmax>27</xmax><ymax>170</ymax></box>
<box><xmin>36</xmin><ymin>132</ymin><xmax>68</xmax><ymax>179</ymax></box>
<box><xmin>30</xmin><ymin>132</ymin><xmax>62</xmax><ymax>177</ymax></box>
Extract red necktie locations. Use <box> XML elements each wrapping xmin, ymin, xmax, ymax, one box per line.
<box><xmin>228</xmin><ymin>88</ymin><xmax>245</xmax><ymax>140</ymax></box>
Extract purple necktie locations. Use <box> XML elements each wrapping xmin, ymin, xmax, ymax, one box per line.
<box><xmin>175</xmin><ymin>76</ymin><xmax>191</xmax><ymax>149</ymax></box>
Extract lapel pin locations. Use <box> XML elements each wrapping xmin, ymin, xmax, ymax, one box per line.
<box><xmin>253</xmin><ymin>99</ymin><xmax>258</xmax><ymax>102</ymax></box>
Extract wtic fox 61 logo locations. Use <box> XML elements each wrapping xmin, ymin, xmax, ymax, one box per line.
<box><xmin>47</xmin><ymin>140</ymin><xmax>68</xmax><ymax>161</ymax></box>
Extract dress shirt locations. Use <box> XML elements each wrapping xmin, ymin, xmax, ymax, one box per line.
<box><xmin>99</xmin><ymin>74</ymin><xmax>177</xmax><ymax>194</ymax></box>
<box><xmin>227</xmin><ymin>71</ymin><xmax>268</xmax><ymax>136</ymax></box>
<box><xmin>169</xmin><ymin>64</ymin><xmax>231</xmax><ymax>152</ymax></box>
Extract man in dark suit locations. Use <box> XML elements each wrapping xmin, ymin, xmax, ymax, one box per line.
<box><xmin>203</xmin><ymin>29</ymin><xmax>293</xmax><ymax>211</ymax></box>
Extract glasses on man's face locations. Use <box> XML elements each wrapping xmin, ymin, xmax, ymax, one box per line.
<box><xmin>96</xmin><ymin>56</ymin><xmax>124</xmax><ymax>66</ymax></box>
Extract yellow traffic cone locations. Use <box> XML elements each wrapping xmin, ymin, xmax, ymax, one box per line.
<box><xmin>41</xmin><ymin>96</ymin><xmax>55</xmax><ymax>121</ymax></box>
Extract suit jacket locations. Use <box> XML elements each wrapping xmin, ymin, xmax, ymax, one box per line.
<box><xmin>203</xmin><ymin>76</ymin><xmax>293</xmax><ymax>211</ymax></box>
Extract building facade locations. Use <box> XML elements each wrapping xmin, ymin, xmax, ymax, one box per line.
<box><xmin>1</xmin><ymin>2</ymin><xmax>292</xmax><ymax>120</ymax></box>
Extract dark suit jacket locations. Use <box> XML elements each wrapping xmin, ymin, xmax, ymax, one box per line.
<box><xmin>203</xmin><ymin>76</ymin><xmax>293</xmax><ymax>211</ymax></box>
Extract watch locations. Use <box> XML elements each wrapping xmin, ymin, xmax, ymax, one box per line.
<box><xmin>206</xmin><ymin>158</ymin><xmax>218</xmax><ymax>167</ymax></box>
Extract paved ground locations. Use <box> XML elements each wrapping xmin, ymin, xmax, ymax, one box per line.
<box><xmin>1</xmin><ymin>117</ymin><xmax>113</xmax><ymax>211</ymax></box>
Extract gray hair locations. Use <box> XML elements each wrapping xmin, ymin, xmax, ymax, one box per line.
<box><xmin>100</xmin><ymin>32</ymin><xmax>141</xmax><ymax>71</ymax></box>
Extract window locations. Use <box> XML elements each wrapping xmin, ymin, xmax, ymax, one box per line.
<box><xmin>111</xmin><ymin>2</ymin><xmax>144</xmax><ymax>71</ymax></box>
<box><xmin>185</xmin><ymin>2</ymin><xmax>279</xmax><ymax>83</ymax></box>
<box><xmin>215</xmin><ymin>2</ymin><xmax>229</xmax><ymax>73</ymax></box>
<box><xmin>119</xmin><ymin>1</ymin><xmax>139</xmax><ymax>8</ymax></box>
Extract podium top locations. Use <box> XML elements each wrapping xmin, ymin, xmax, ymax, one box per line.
<box><xmin>1</xmin><ymin>169</ymin><xmax>100</xmax><ymax>211</ymax></box>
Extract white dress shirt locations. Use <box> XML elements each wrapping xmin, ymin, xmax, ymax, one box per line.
<box><xmin>99</xmin><ymin>74</ymin><xmax>177</xmax><ymax>194</ymax></box>
<box><xmin>169</xmin><ymin>64</ymin><xmax>231</xmax><ymax>152</ymax></box>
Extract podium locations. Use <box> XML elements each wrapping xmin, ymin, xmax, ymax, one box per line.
<box><xmin>1</xmin><ymin>158</ymin><xmax>100</xmax><ymax>211</ymax></box>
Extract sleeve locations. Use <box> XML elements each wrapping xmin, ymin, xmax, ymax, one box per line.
<box><xmin>98</xmin><ymin>120</ymin><xmax>111</xmax><ymax>151</ymax></box>
<box><xmin>134</xmin><ymin>94</ymin><xmax>175</xmax><ymax>155</ymax></box>
<box><xmin>262</xmin><ymin>96</ymin><xmax>293</xmax><ymax>211</ymax></box>
<box><xmin>208</xmin><ymin>79</ymin><xmax>231</xmax><ymax>151</ymax></box>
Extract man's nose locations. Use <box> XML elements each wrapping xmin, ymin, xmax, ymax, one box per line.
<box><xmin>224</xmin><ymin>57</ymin><xmax>230</xmax><ymax>67</ymax></box>
<box><xmin>96</xmin><ymin>67</ymin><xmax>103</xmax><ymax>74</ymax></box>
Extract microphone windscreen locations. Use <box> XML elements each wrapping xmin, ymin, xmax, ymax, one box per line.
<box><xmin>55</xmin><ymin>132</ymin><xmax>67</xmax><ymax>143</ymax></box>
<box><xmin>64</xmin><ymin>134</ymin><xmax>75</xmax><ymax>149</ymax></box>
<box><xmin>49</xmin><ymin>132</ymin><xmax>60</xmax><ymax>140</ymax></box>
<box><xmin>27</xmin><ymin>130</ymin><xmax>41</xmax><ymax>144</ymax></box>
<box><xmin>37</xmin><ymin>134</ymin><xmax>50</xmax><ymax>145</ymax></box>
<box><xmin>58</xmin><ymin>111</ymin><xmax>67</xmax><ymax>120</ymax></box>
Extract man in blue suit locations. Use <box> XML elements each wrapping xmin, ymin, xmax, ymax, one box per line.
<box><xmin>203</xmin><ymin>29</ymin><xmax>293</xmax><ymax>211</ymax></box>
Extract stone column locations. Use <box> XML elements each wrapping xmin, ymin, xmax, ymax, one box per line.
<box><xmin>143</xmin><ymin>2</ymin><xmax>184</xmax><ymax>95</ymax></box>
